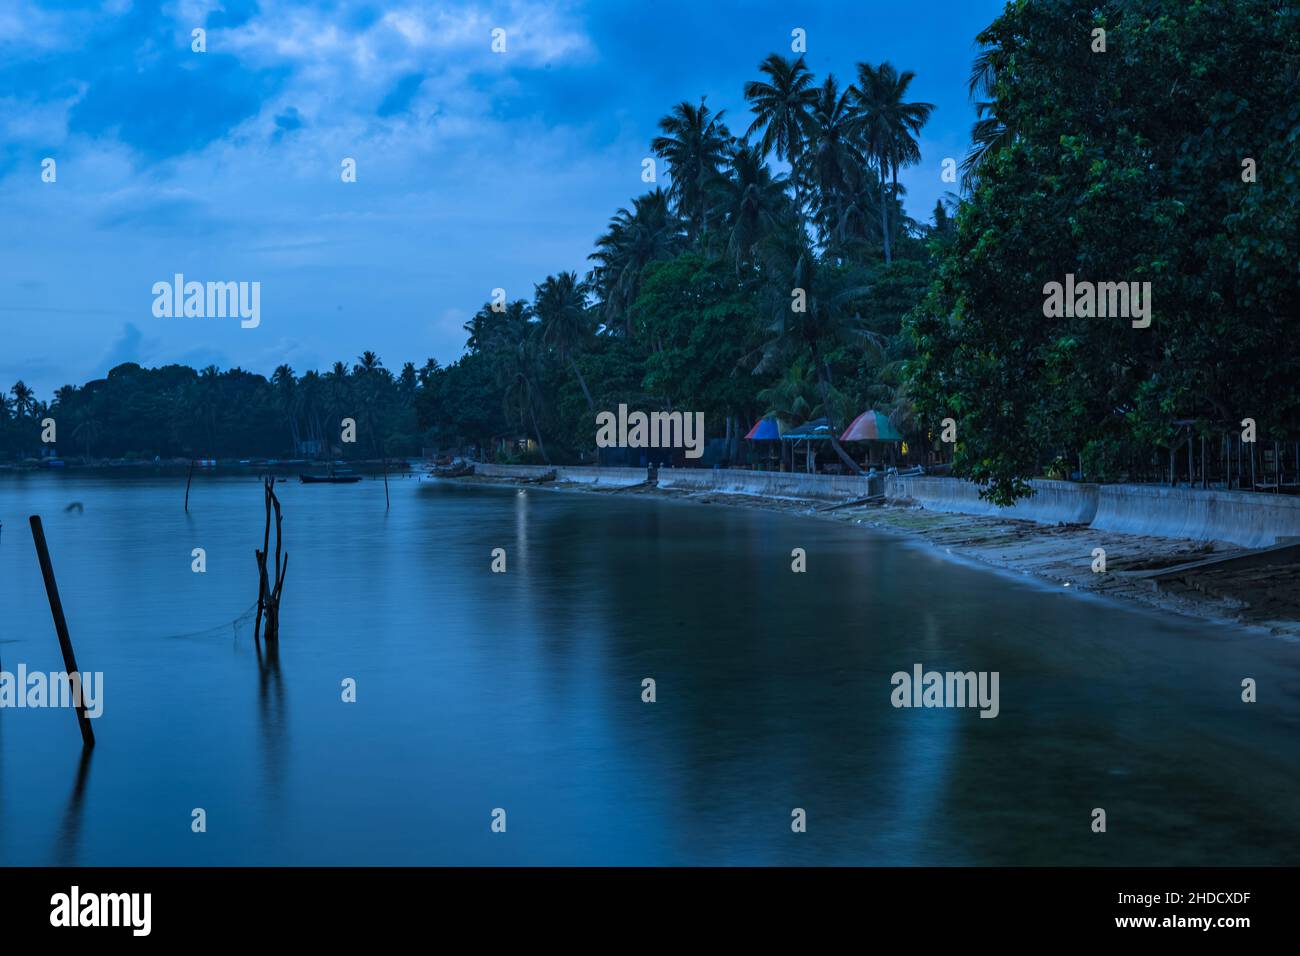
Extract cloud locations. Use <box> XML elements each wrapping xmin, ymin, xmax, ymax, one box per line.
<box><xmin>377</xmin><ymin>72</ymin><xmax>425</xmax><ymax>117</ymax></box>
<box><xmin>102</xmin><ymin>322</ymin><xmax>147</xmax><ymax>370</ymax></box>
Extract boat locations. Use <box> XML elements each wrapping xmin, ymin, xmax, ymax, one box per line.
<box><xmin>300</xmin><ymin>473</ymin><xmax>362</xmax><ymax>484</ymax></box>
<box><xmin>431</xmin><ymin>462</ymin><xmax>475</xmax><ymax>478</ymax></box>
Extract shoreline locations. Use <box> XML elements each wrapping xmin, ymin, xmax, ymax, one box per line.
<box><xmin>446</xmin><ymin>471</ymin><xmax>1300</xmax><ymax>639</ymax></box>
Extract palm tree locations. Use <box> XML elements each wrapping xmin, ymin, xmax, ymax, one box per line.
<box><xmin>271</xmin><ymin>364</ymin><xmax>301</xmax><ymax>452</ymax></box>
<box><xmin>709</xmin><ymin>143</ymin><xmax>790</xmax><ymax>272</ymax></box>
<box><xmin>495</xmin><ymin>314</ymin><xmax>550</xmax><ymax>464</ymax></box>
<box><xmin>650</xmin><ymin>98</ymin><xmax>734</xmax><ymax>238</ymax></box>
<box><xmin>850</xmin><ymin>62</ymin><xmax>935</xmax><ymax>263</ymax></box>
<box><xmin>742</xmin><ymin>54</ymin><xmax>817</xmax><ymax>165</ymax></box>
<box><xmin>534</xmin><ymin>272</ymin><xmax>596</xmax><ymax>411</ymax></box>
<box><xmin>10</xmin><ymin>381</ymin><xmax>35</xmax><ymax>419</ymax></box>
<box><xmin>755</xmin><ymin>217</ymin><xmax>870</xmax><ymax>474</ymax></box>
<box><xmin>589</xmin><ymin>189</ymin><xmax>684</xmax><ymax>334</ymax></box>
<box><xmin>802</xmin><ymin>74</ymin><xmax>867</xmax><ymax>253</ymax></box>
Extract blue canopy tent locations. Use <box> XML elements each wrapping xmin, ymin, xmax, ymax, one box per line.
<box><xmin>744</xmin><ymin>416</ymin><xmax>783</xmax><ymax>469</ymax></box>
<box><xmin>780</xmin><ymin>417</ymin><xmax>834</xmax><ymax>472</ymax></box>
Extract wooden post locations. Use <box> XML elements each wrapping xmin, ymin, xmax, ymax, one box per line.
<box><xmin>28</xmin><ymin>516</ymin><xmax>95</xmax><ymax>749</ymax></box>
<box><xmin>185</xmin><ymin>458</ymin><xmax>195</xmax><ymax>512</ymax></box>
<box><xmin>383</xmin><ymin>457</ymin><xmax>390</xmax><ymax>511</ymax></box>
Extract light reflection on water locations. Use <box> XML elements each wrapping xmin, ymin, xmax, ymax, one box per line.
<box><xmin>0</xmin><ymin>473</ymin><xmax>1296</xmax><ymax>865</ymax></box>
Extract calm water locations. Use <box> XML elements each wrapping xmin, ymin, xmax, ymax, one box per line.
<box><xmin>0</xmin><ymin>473</ymin><xmax>1297</xmax><ymax>866</ymax></box>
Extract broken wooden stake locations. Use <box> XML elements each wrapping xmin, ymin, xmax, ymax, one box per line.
<box><xmin>253</xmin><ymin>476</ymin><xmax>288</xmax><ymax>645</ymax></box>
<box><xmin>28</xmin><ymin>515</ymin><xmax>95</xmax><ymax>749</ymax></box>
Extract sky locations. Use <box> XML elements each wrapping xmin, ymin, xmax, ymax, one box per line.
<box><xmin>0</xmin><ymin>0</ymin><xmax>1006</xmax><ymax>399</ymax></box>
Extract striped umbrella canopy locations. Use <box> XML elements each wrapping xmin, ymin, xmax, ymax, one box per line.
<box><xmin>744</xmin><ymin>416</ymin><xmax>782</xmax><ymax>440</ymax></box>
<box><xmin>841</xmin><ymin>410</ymin><xmax>903</xmax><ymax>442</ymax></box>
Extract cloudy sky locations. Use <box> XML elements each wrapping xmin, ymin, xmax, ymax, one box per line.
<box><xmin>1</xmin><ymin>0</ymin><xmax>1004</xmax><ymax>399</ymax></box>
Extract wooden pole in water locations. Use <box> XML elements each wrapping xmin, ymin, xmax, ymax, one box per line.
<box><xmin>185</xmin><ymin>458</ymin><xmax>195</xmax><ymax>512</ymax></box>
<box><xmin>383</xmin><ymin>457</ymin><xmax>390</xmax><ymax>510</ymax></box>
<box><xmin>28</xmin><ymin>516</ymin><xmax>95</xmax><ymax>748</ymax></box>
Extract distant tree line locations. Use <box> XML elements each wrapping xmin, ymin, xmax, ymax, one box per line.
<box><xmin>0</xmin><ymin>355</ymin><xmax>431</xmax><ymax>461</ymax></box>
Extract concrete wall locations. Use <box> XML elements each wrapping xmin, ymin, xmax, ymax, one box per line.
<box><xmin>655</xmin><ymin>467</ymin><xmax>881</xmax><ymax>501</ymax></box>
<box><xmin>886</xmin><ymin>475</ymin><xmax>1300</xmax><ymax>548</ymax></box>
<box><xmin>1091</xmin><ymin>484</ymin><xmax>1300</xmax><ymax>549</ymax></box>
<box><xmin>475</xmin><ymin>463</ymin><xmax>647</xmax><ymax>487</ymax></box>
<box><xmin>885</xmin><ymin>476</ymin><xmax>1099</xmax><ymax>525</ymax></box>
<box><xmin>476</xmin><ymin>463</ymin><xmax>882</xmax><ymax>500</ymax></box>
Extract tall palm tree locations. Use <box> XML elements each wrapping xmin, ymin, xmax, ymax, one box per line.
<box><xmin>589</xmin><ymin>189</ymin><xmax>684</xmax><ymax>334</ymax></box>
<box><xmin>495</xmin><ymin>314</ymin><xmax>550</xmax><ymax>464</ymax></box>
<box><xmin>10</xmin><ymin>381</ymin><xmax>35</xmax><ymax>419</ymax></box>
<box><xmin>850</xmin><ymin>62</ymin><xmax>935</xmax><ymax>263</ymax></box>
<box><xmin>755</xmin><ymin>218</ymin><xmax>870</xmax><ymax>474</ymax></box>
<box><xmin>650</xmin><ymin>98</ymin><xmax>734</xmax><ymax>238</ymax></box>
<box><xmin>709</xmin><ymin>143</ymin><xmax>790</xmax><ymax>272</ymax></box>
<box><xmin>534</xmin><ymin>271</ymin><xmax>596</xmax><ymax>410</ymax></box>
<box><xmin>742</xmin><ymin>54</ymin><xmax>817</xmax><ymax>165</ymax></box>
<box><xmin>802</xmin><ymin>74</ymin><xmax>866</xmax><ymax>253</ymax></box>
<box><xmin>271</xmin><ymin>364</ymin><xmax>301</xmax><ymax>452</ymax></box>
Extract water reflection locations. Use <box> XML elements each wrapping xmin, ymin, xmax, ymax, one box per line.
<box><xmin>255</xmin><ymin>637</ymin><xmax>288</xmax><ymax>799</ymax></box>
<box><xmin>55</xmin><ymin>747</ymin><xmax>93</xmax><ymax>866</ymax></box>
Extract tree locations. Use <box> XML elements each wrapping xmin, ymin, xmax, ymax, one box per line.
<box><xmin>535</xmin><ymin>272</ymin><xmax>596</xmax><ymax>411</ymax></box>
<box><xmin>756</xmin><ymin>217</ymin><xmax>871</xmax><ymax>474</ymax></box>
<box><xmin>589</xmin><ymin>189</ymin><xmax>684</xmax><ymax>335</ymax></box>
<box><xmin>850</xmin><ymin>62</ymin><xmax>935</xmax><ymax>263</ymax></box>
<box><xmin>908</xmin><ymin>0</ymin><xmax>1300</xmax><ymax>503</ymax></box>
<box><xmin>709</xmin><ymin>144</ymin><xmax>791</xmax><ymax>273</ymax></box>
<box><xmin>650</xmin><ymin>98</ymin><xmax>734</xmax><ymax>239</ymax></box>
<box><xmin>742</xmin><ymin>53</ymin><xmax>817</xmax><ymax>167</ymax></box>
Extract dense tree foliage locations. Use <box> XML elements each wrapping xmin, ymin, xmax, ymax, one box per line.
<box><xmin>0</xmin><ymin>359</ymin><xmax>429</xmax><ymax>461</ymax></box>
<box><xmin>908</xmin><ymin>0</ymin><xmax>1300</xmax><ymax>503</ymax></box>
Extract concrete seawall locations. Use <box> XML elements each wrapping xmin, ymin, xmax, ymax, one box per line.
<box><xmin>1091</xmin><ymin>484</ymin><xmax>1300</xmax><ymax>549</ymax></box>
<box><xmin>464</xmin><ymin>464</ymin><xmax>1300</xmax><ymax>548</ymax></box>
<box><xmin>886</xmin><ymin>475</ymin><xmax>1300</xmax><ymax>548</ymax></box>
<box><xmin>655</xmin><ymin>467</ymin><xmax>882</xmax><ymax>500</ymax></box>
<box><xmin>885</xmin><ymin>476</ymin><xmax>1099</xmax><ymax>525</ymax></box>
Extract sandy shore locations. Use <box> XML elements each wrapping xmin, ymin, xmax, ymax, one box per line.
<box><xmin>447</xmin><ymin>471</ymin><xmax>1300</xmax><ymax>638</ymax></box>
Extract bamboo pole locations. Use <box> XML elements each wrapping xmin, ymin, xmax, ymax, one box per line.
<box><xmin>28</xmin><ymin>516</ymin><xmax>95</xmax><ymax>748</ymax></box>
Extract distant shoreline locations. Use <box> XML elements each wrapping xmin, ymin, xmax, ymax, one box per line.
<box><xmin>0</xmin><ymin>458</ymin><xmax>414</xmax><ymax>475</ymax></box>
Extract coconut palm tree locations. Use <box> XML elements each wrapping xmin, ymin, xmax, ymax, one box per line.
<box><xmin>802</xmin><ymin>74</ymin><xmax>867</xmax><ymax>253</ymax></box>
<box><xmin>271</xmin><ymin>364</ymin><xmax>302</xmax><ymax>451</ymax></box>
<box><xmin>742</xmin><ymin>53</ymin><xmax>817</xmax><ymax>166</ymax></box>
<box><xmin>755</xmin><ymin>218</ymin><xmax>871</xmax><ymax>474</ymax></box>
<box><xmin>496</xmin><ymin>315</ymin><xmax>551</xmax><ymax>464</ymax></box>
<box><xmin>9</xmin><ymin>381</ymin><xmax>35</xmax><ymax>419</ymax></box>
<box><xmin>650</xmin><ymin>98</ymin><xmax>734</xmax><ymax>238</ymax></box>
<box><xmin>589</xmin><ymin>189</ymin><xmax>684</xmax><ymax>334</ymax></box>
<box><xmin>709</xmin><ymin>143</ymin><xmax>791</xmax><ymax>273</ymax></box>
<box><xmin>850</xmin><ymin>62</ymin><xmax>935</xmax><ymax>263</ymax></box>
<box><xmin>534</xmin><ymin>271</ymin><xmax>596</xmax><ymax>410</ymax></box>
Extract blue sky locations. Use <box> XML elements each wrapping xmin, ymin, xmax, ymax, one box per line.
<box><xmin>1</xmin><ymin>0</ymin><xmax>1005</xmax><ymax>398</ymax></box>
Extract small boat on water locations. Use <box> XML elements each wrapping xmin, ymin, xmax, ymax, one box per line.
<box><xmin>431</xmin><ymin>462</ymin><xmax>475</xmax><ymax>478</ymax></box>
<box><xmin>300</xmin><ymin>472</ymin><xmax>362</xmax><ymax>484</ymax></box>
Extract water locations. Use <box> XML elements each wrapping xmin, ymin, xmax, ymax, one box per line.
<box><xmin>0</xmin><ymin>473</ymin><xmax>1296</xmax><ymax>865</ymax></box>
